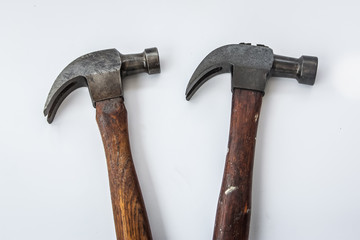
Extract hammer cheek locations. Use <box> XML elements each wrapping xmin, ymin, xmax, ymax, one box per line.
<box><xmin>87</xmin><ymin>71</ymin><xmax>123</xmax><ymax>105</ymax></box>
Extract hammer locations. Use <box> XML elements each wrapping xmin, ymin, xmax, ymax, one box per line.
<box><xmin>186</xmin><ymin>43</ymin><xmax>318</xmax><ymax>240</ymax></box>
<box><xmin>44</xmin><ymin>48</ymin><xmax>160</xmax><ymax>240</ymax></box>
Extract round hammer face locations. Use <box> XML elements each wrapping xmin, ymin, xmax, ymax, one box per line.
<box><xmin>144</xmin><ymin>48</ymin><xmax>161</xmax><ymax>74</ymax></box>
<box><xmin>298</xmin><ymin>56</ymin><xmax>318</xmax><ymax>85</ymax></box>
<box><xmin>185</xmin><ymin>44</ymin><xmax>274</xmax><ymax>100</ymax></box>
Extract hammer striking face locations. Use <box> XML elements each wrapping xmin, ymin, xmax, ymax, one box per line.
<box><xmin>44</xmin><ymin>48</ymin><xmax>160</xmax><ymax>240</ymax></box>
<box><xmin>186</xmin><ymin>43</ymin><xmax>317</xmax><ymax>240</ymax></box>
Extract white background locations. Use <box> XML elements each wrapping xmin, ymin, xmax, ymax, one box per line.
<box><xmin>1</xmin><ymin>0</ymin><xmax>360</xmax><ymax>239</ymax></box>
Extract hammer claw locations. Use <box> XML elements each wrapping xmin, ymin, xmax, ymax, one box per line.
<box><xmin>186</xmin><ymin>65</ymin><xmax>227</xmax><ymax>100</ymax></box>
<box><xmin>44</xmin><ymin>48</ymin><xmax>160</xmax><ymax>123</ymax></box>
<box><xmin>44</xmin><ymin>77</ymin><xmax>87</xmax><ymax>123</ymax></box>
<box><xmin>185</xmin><ymin>44</ymin><xmax>275</xmax><ymax>100</ymax></box>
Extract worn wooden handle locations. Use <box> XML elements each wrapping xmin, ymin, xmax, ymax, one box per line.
<box><xmin>96</xmin><ymin>98</ymin><xmax>152</xmax><ymax>240</ymax></box>
<box><xmin>213</xmin><ymin>89</ymin><xmax>263</xmax><ymax>240</ymax></box>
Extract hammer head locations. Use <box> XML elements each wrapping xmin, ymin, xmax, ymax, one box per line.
<box><xmin>185</xmin><ymin>43</ymin><xmax>318</xmax><ymax>100</ymax></box>
<box><xmin>44</xmin><ymin>48</ymin><xmax>160</xmax><ymax>123</ymax></box>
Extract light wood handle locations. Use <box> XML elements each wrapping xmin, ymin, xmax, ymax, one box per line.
<box><xmin>96</xmin><ymin>97</ymin><xmax>152</xmax><ymax>240</ymax></box>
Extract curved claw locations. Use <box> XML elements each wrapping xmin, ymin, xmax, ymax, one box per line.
<box><xmin>43</xmin><ymin>49</ymin><xmax>121</xmax><ymax>123</ymax></box>
<box><xmin>185</xmin><ymin>65</ymin><xmax>231</xmax><ymax>101</ymax></box>
<box><xmin>43</xmin><ymin>76</ymin><xmax>87</xmax><ymax>123</ymax></box>
<box><xmin>185</xmin><ymin>44</ymin><xmax>274</xmax><ymax>100</ymax></box>
<box><xmin>185</xmin><ymin>45</ymin><xmax>236</xmax><ymax>100</ymax></box>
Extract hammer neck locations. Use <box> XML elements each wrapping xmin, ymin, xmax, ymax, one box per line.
<box><xmin>120</xmin><ymin>53</ymin><xmax>148</xmax><ymax>77</ymax></box>
<box><xmin>271</xmin><ymin>55</ymin><xmax>301</xmax><ymax>79</ymax></box>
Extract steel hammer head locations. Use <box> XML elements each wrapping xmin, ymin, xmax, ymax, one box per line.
<box><xmin>185</xmin><ymin>43</ymin><xmax>318</xmax><ymax>100</ymax></box>
<box><xmin>44</xmin><ymin>48</ymin><xmax>160</xmax><ymax>123</ymax></box>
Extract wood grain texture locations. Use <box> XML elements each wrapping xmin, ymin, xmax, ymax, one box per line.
<box><xmin>213</xmin><ymin>89</ymin><xmax>263</xmax><ymax>240</ymax></box>
<box><xmin>96</xmin><ymin>97</ymin><xmax>152</xmax><ymax>240</ymax></box>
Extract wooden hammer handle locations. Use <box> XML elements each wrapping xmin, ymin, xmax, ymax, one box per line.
<box><xmin>213</xmin><ymin>89</ymin><xmax>263</xmax><ymax>240</ymax></box>
<box><xmin>96</xmin><ymin>98</ymin><xmax>152</xmax><ymax>240</ymax></box>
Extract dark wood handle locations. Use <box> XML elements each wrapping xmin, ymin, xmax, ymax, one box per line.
<box><xmin>213</xmin><ymin>89</ymin><xmax>263</xmax><ymax>240</ymax></box>
<box><xmin>96</xmin><ymin>98</ymin><xmax>152</xmax><ymax>240</ymax></box>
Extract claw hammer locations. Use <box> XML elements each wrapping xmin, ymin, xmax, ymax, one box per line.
<box><xmin>44</xmin><ymin>48</ymin><xmax>160</xmax><ymax>240</ymax></box>
<box><xmin>186</xmin><ymin>43</ymin><xmax>318</xmax><ymax>240</ymax></box>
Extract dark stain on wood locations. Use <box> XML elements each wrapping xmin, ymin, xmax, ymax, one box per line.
<box><xmin>96</xmin><ymin>97</ymin><xmax>152</xmax><ymax>240</ymax></box>
<box><xmin>213</xmin><ymin>89</ymin><xmax>263</xmax><ymax>240</ymax></box>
